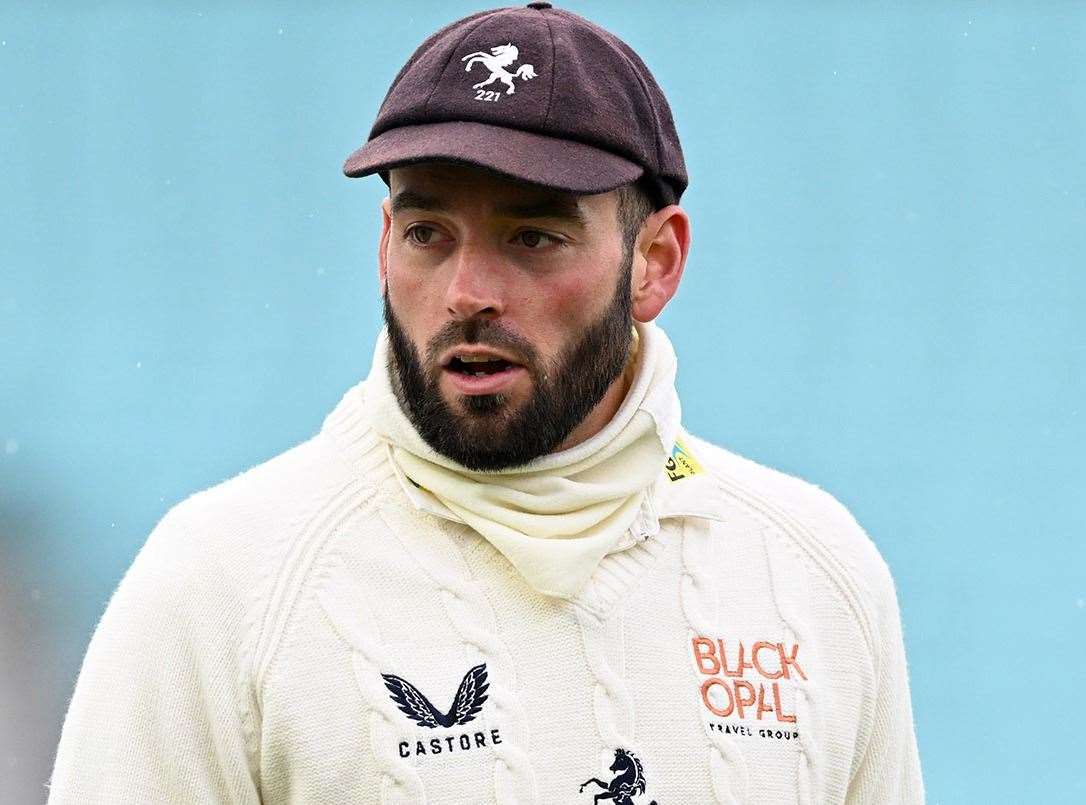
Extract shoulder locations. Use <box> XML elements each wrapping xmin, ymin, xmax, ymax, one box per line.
<box><xmin>126</xmin><ymin>426</ymin><xmax>380</xmax><ymax>636</ymax></box>
<box><xmin>676</xmin><ymin>429</ymin><xmax>901</xmax><ymax>658</ymax></box>
<box><xmin>104</xmin><ymin>427</ymin><xmax>385</xmax><ymax>683</ymax></box>
<box><xmin>157</xmin><ymin>432</ymin><xmax>355</xmax><ymax>570</ymax></box>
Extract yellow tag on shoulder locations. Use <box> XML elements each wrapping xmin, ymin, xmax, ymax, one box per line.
<box><xmin>665</xmin><ymin>438</ymin><xmax>703</xmax><ymax>482</ymax></box>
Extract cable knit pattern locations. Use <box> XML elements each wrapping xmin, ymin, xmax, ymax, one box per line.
<box><xmin>376</xmin><ymin>501</ymin><xmax>539</xmax><ymax>805</ymax></box>
<box><xmin>313</xmin><ymin>553</ymin><xmax>429</xmax><ymax>804</ymax></box>
<box><xmin>679</xmin><ymin>516</ymin><xmax>751</xmax><ymax>805</ymax></box>
<box><xmin>573</xmin><ymin>607</ymin><xmax>635</xmax><ymax>745</ymax></box>
<box><xmin>253</xmin><ymin>468</ymin><xmax>384</xmax><ymax>698</ymax></box>
<box><xmin>701</xmin><ymin>452</ymin><xmax>879</xmax><ymax>671</ymax></box>
<box><xmin>762</xmin><ymin>529</ymin><xmax>821</xmax><ymax>804</ymax></box>
<box><xmin>573</xmin><ymin>604</ymin><xmax>669</xmax><ymax>805</ymax></box>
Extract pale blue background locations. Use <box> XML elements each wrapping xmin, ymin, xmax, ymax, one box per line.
<box><xmin>2</xmin><ymin>2</ymin><xmax>1083</xmax><ymax>803</ymax></box>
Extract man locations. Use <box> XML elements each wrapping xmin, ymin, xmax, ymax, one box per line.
<box><xmin>48</xmin><ymin>3</ymin><xmax>923</xmax><ymax>803</ymax></box>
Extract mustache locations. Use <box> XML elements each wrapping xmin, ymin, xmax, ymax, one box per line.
<box><xmin>425</xmin><ymin>317</ymin><xmax>540</xmax><ymax>369</ymax></box>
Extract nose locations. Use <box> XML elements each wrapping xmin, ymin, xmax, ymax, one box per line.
<box><xmin>444</xmin><ymin>239</ymin><xmax>504</xmax><ymax>322</ymax></box>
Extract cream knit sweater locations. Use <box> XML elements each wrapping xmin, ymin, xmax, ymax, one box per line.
<box><xmin>47</xmin><ymin>323</ymin><xmax>924</xmax><ymax>804</ymax></box>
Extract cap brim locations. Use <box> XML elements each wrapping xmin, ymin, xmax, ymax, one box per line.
<box><xmin>342</xmin><ymin>121</ymin><xmax>643</xmax><ymax>195</ymax></box>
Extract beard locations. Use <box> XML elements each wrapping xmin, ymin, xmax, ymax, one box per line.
<box><xmin>382</xmin><ymin>258</ymin><xmax>634</xmax><ymax>472</ymax></box>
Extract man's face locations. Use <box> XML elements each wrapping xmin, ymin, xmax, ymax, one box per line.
<box><xmin>379</xmin><ymin>162</ymin><xmax>635</xmax><ymax>471</ymax></box>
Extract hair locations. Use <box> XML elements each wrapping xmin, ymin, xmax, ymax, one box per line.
<box><xmin>615</xmin><ymin>176</ymin><xmax>657</xmax><ymax>261</ymax></box>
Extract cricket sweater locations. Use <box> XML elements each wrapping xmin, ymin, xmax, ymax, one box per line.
<box><xmin>47</xmin><ymin>321</ymin><xmax>924</xmax><ymax>804</ymax></box>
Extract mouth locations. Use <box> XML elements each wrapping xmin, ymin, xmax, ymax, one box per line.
<box><xmin>440</xmin><ymin>348</ymin><xmax>528</xmax><ymax>396</ymax></box>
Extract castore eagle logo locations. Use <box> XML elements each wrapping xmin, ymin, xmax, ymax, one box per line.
<box><xmin>381</xmin><ymin>663</ymin><xmax>489</xmax><ymax>729</ymax></box>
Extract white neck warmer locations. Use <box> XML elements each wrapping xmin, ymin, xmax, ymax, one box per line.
<box><xmin>362</xmin><ymin>319</ymin><xmax>682</xmax><ymax>599</ymax></box>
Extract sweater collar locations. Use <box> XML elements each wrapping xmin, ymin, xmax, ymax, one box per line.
<box><xmin>387</xmin><ymin>431</ymin><xmax>728</xmax><ymax>529</ymax></box>
<box><xmin>321</xmin><ymin>320</ymin><xmax>728</xmax><ymax>538</ymax></box>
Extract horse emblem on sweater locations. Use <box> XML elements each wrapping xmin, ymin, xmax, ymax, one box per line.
<box><xmin>461</xmin><ymin>43</ymin><xmax>537</xmax><ymax>95</ymax></box>
<box><xmin>579</xmin><ymin>748</ymin><xmax>658</xmax><ymax>805</ymax></box>
<box><xmin>381</xmin><ymin>663</ymin><xmax>489</xmax><ymax>728</ymax></box>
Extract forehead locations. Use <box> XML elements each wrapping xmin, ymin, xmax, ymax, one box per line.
<box><xmin>388</xmin><ymin>163</ymin><xmax>618</xmax><ymax>224</ymax></box>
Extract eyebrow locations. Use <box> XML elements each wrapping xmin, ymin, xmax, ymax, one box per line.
<box><xmin>390</xmin><ymin>190</ymin><xmax>447</xmax><ymax>216</ymax></box>
<box><xmin>390</xmin><ymin>189</ymin><xmax>588</xmax><ymax>228</ymax></box>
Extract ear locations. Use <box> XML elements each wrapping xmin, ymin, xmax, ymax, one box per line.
<box><xmin>378</xmin><ymin>196</ymin><xmax>392</xmax><ymax>296</ymax></box>
<box><xmin>630</xmin><ymin>204</ymin><xmax>691</xmax><ymax>322</ymax></box>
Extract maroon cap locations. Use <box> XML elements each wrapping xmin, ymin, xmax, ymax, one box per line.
<box><xmin>342</xmin><ymin>2</ymin><xmax>687</xmax><ymax>207</ymax></box>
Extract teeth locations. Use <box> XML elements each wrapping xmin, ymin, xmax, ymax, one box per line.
<box><xmin>458</xmin><ymin>354</ymin><xmax>501</xmax><ymax>363</ymax></box>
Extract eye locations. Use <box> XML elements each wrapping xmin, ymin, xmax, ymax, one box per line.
<box><xmin>405</xmin><ymin>225</ymin><xmax>437</xmax><ymax>245</ymax></box>
<box><xmin>514</xmin><ymin>230</ymin><xmax>562</xmax><ymax>249</ymax></box>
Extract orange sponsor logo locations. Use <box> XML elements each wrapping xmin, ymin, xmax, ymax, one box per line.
<box><xmin>691</xmin><ymin>637</ymin><xmax>807</xmax><ymax>723</ymax></box>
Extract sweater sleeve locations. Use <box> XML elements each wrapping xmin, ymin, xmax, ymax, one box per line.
<box><xmin>845</xmin><ymin>559</ymin><xmax>925</xmax><ymax>804</ymax></box>
<box><xmin>46</xmin><ymin>505</ymin><xmax>262</xmax><ymax>805</ymax></box>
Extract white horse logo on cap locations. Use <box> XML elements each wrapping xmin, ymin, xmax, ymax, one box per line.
<box><xmin>462</xmin><ymin>44</ymin><xmax>537</xmax><ymax>96</ymax></box>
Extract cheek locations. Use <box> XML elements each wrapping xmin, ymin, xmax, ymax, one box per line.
<box><xmin>385</xmin><ymin>242</ymin><xmax>423</xmax><ymax>297</ymax></box>
<box><xmin>385</xmin><ymin>250</ymin><xmax>441</xmax><ymax>342</ymax></box>
<box><xmin>517</xmin><ymin>267</ymin><xmax>610</xmax><ymax>351</ymax></box>
<box><xmin>543</xmin><ymin>272</ymin><xmax>596</xmax><ymax>318</ymax></box>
